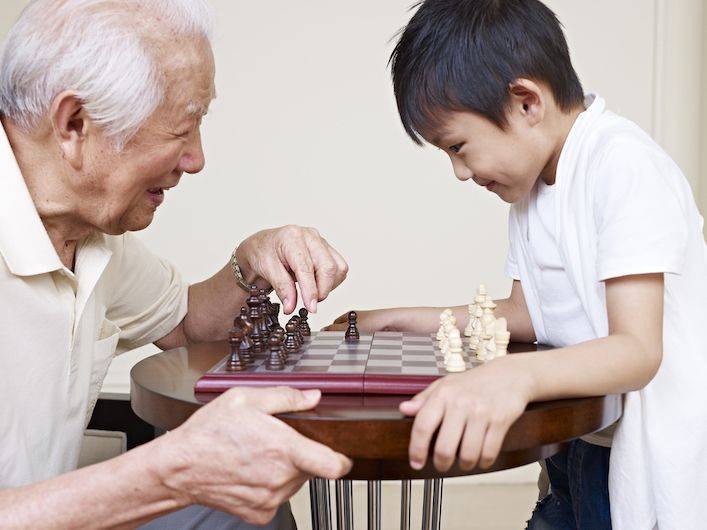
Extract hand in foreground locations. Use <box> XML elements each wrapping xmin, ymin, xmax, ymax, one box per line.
<box><xmin>400</xmin><ymin>357</ymin><xmax>533</xmax><ymax>472</ymax></box>
<box><xmin>158</xmin><ymin>387</ymin><xmax>352</xmax><ymax>525</ymax></box>
<box><xmin>236</xmin><ymin>226</ymin><xmax>348</xmax><ymax>314</ymax></box>
<box><xmin>324</xmin><ymin>308</ymin><xmax>400</xmax><ymax>332</ymax></box>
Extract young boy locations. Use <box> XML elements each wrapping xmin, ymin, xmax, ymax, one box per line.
<box><xmin>327</xmin><ymin>1</ymin><xmax>707</xmax><ymax>528</ymax></box>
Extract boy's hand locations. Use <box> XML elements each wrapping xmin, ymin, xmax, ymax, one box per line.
<box><xmin>400</xmin><ymin>357</ymin><xmax>534</xmax><ymax>472</ymax></box>
<box><xmin>323</xmin><ymin>308</ymin><xmax>400</xmax><ymax>332</ymax></box>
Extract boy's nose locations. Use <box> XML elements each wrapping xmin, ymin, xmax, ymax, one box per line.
<box><xmin>451</xmin><ymin>157</ymin><xmax>473</xmax><ymax>181</ymax></box>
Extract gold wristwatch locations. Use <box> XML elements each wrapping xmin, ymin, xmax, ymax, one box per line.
<box><xmin>230</xmin><ymin>249</ymin><xmax>273</xmax><ymax>294</ymax></box>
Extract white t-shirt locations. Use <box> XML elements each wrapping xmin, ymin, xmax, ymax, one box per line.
<box><xmin>506</xmin><ymin>179</ymin><xmax>615</xmax><ymax>446</ymax></box>
<box><xmin>0</xmin><ymin>125</ymin><xmax>189</xmax><ymax>487</ymax></box>
<box><xmin>506</xmin><ymin>94</ymin><xmax>707</xmax><ymax>529</ymax></box>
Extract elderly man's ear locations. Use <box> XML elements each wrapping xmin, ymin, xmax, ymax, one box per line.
<box><xmin>50</xmin><ymin>90</ymin><xmax>91</xmax><ymax>171</ymax></box>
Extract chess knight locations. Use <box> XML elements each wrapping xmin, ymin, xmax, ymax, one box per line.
<box><xmin>0</xmin><ymin>1</ymin><xmax>351</xmax><ymax>528</ymax></box>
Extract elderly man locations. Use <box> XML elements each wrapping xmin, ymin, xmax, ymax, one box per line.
<box><xmin>0</xmin><ymin>0</ymin><xmax>352</xmax><ymax>528</ymax></box>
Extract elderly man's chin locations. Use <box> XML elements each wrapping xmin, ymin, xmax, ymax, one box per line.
<box><xmin>109</xmin><ymin>201</ymin><xmax>159</xmax><ymax>235</ymax></box>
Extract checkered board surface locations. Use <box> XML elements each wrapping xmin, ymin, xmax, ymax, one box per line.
<box><xmin>194</xmin><ymin>331</ymin><xmax>479</xmax><ymax>396</ymax></box>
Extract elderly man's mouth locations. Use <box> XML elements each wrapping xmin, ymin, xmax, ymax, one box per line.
<box><xmin>147</xmin><ymin>187</ymin><xmax>166</xmax><ymax>206</ymax></box>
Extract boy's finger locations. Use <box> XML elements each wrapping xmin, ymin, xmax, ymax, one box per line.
<box><xmin>408</xmin><ymin>398</ymin><xmax>444</xmax><ymax>470</ymax></box>
<box><xmin>458</xmin><ymin>420</ymin><xmax>487</xmax><ymax>471</ymax></box>
<box><xmin>478</xmin><ymin>420</ymin><xmax>510</xmax><ymax>470</ymax></box>
<box><xmin>399</xmin><ymin>399</ymin><xmax>424</xmax><ymax>416</ymax></box>
<box><xmin>433</xmin><ymin>410</ymin><xmax>467</xmax><ymax>472</ymax></box>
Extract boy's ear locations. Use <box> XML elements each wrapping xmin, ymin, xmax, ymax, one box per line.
<box><xmin>508</xmin><ymin>79</ymin><xmax>545</xmax><ymax>127</ymax></box>
<box><xmin>49</xmin><ymin>90</ymin><xmax>91</xmax><ymax>171</ymax></box>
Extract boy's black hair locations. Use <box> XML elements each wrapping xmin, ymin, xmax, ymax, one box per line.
<box><xmin>390</xmin><ymin>0</ymin><xmax>584</xmax><ymax>145</ymax></box>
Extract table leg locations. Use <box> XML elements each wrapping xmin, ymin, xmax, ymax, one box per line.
<box><xmin>367</xmin><ymin>480</ymin><xmax>382</xmax><ymax>530</ymax></box>
<box><xmin>430</xmin><ymin>479</ymin><xmax>444</xmax><ymax>530</ymax></box>
<box><xmin>316</xmin><ymin>478</ymin><xmax>332</xmax><ymax>530</ymax></box>
<box><xmin>309</xmin><ymin>480</ymin><xmax>320</xmax><ymax>530</ymax></box>
<box><xmin>335</xmin><ymin>480</ymin><xmax>354</xmax><ymax>530</ymax></box>
<box><xmin>400</xmin><ymin>480</ymin><xmax>411</xmax><ymax>530</ymax></box>
<box><xmin>421</xmin><ymin>479</ymin><xmax>432</xmax><ymax>530</ymax></box>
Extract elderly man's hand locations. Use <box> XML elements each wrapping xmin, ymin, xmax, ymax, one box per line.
<box><xmin>236</xmin><ymin>225</ymin><xmax>348</xmax><ymax>314</ymax></box>
<box><xmin>158</xmin><ymin>387</ymin><xmax>351</xmax><ymax>525</ymax></box>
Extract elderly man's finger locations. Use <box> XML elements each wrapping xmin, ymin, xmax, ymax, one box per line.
<box><xmin>304</xmin><ymin>234</ymin><xmax>339</xmax><ymax>303</ymax></box>
<box><xmin>326</xmin><ymin>245</ymin><xmax>349</xmax><ymax>289</ymax></box>
<box><xmin>251</xmin><ymin>387</ymin><xmax>321</xmax><ymax>415</ymax></box>
<box><xmin>262</xmin><ymin>258</ymin><xmax>298</xmax><ymax>314</ymax></box>
<box><xmin>289</xmin><ymin>436</ymin><xmax>353</xmax><ymax>479</ymax></box>
<box><xmin>283</xmin><ymin>241</ymin><xmax>319</xmax><ymax>314</ymax></box>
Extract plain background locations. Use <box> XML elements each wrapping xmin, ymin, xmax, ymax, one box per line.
<box><xmin>0</xmin><ymin>0</ymin><xmax>705</xmax><ymax>333</ymax></box>
<box><xmin>1</xmin><ymin>1</ymin><xmax>706</xmax><ymax>527</ymax></box>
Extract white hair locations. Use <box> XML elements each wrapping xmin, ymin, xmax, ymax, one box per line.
<box><xmin>0</xmin><ymin>0</ymin><xmax>214</xmax><ymax>148</ymax></box>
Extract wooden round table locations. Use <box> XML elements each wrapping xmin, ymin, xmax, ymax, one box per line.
<box><xmin>131</xmin><ymin>341</ymin><xmax>621</xmax><ymax>530</ymax></box>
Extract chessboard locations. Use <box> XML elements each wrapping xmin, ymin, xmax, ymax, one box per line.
<box><xmin>194</xmin><ymin>330</ymin><xmax>481</xmax><ymax>396</ymax></box>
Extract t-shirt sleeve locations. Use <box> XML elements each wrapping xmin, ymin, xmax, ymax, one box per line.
<box><xmin>593</xmin><ymin>141</ymin><xmax>688</xmax><ymax>281</ymax></box>
<box><xmin>106</xmin><ymin>233</ymin><xmax>189</xmax><ymax>353</ymax></box>
<box><xmin>505</xmin><ymin>213</ymin><xmax>521</xmax><ymax>280</ymax></box>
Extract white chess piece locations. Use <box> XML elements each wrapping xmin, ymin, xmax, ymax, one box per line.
<box><xmin>484</xmin><ymin>319</ymin><xmax>497</xmax><ymax>359</ymax></box>
<box><xmin>494</xmin><ymin>317</ymin><xmax>510</xmax><ymax>357</ymax></box>
<box><xmin>445</xmin><ymin>334</ymin><xmax>466</xmax><ymax>372</ymax></box>
<box><xmin>436</xmin><ymin>311</ymin><xmax>448</xmax><ymax>341</ymax></box>
<box><xmin>477</xmin><ymin>284</ymin><xmax>488</xmax><ymax>301</ymax></box>
<box><xmin>440</xmin><ymin>321</ymin><xmax>455</xmax><ymax>358</ymax></box>
<box><xmin>464</xmin><ymin>302</ymin><xmax>478</xmax><ymax>336</ymax></box>
<box><xmin>468</xmin><ymin>306</ymin><xmax>484</xmax><ymax>351</ymax></box>
<box><xmin>480</xmin><ymin>299</ymin><xmax>497</xmax><ymax>333</ymax></box>
<box><xmin>444</xmin><ymin>328</ymin><xmax>461</xmax><ymax>363</ymax></box>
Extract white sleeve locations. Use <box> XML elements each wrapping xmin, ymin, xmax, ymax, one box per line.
<box><xmin>505</xmin><ymin>213</ymin><xmax>521</xmax><ymax>281</ymax></box>
<box><xmin>593</xmin><ymin>141</ymin><xmax>688</xmax><ymax>281</ymax></box>
<box><xmin>106</xmin><ymin>233</ymin><xmax>189</xmax><ymax>353</ymax></box>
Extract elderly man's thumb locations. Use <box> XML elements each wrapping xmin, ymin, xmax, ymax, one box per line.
<box><xmin>258</xmin><ymin>387</ymin><xmax>322</xmax><ymax>415</ymax></box>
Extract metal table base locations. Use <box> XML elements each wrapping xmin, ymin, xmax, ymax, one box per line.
<box><xmin>309</xmin><ymin>478</ymin><xmax>444</xmax><ymax>530</ymax></box>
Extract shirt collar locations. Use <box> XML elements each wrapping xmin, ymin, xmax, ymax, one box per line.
<box><xmin>0</xmin><ymin>124</ymin><xmax>67</xmax><ymax>276</ymax></box>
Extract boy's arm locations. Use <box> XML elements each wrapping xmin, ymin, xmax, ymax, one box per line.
<box><xmin>326</xmin><ymin>280</ymin><xmax>537</xmax><ymax>342</ymax></box>
<box><xmin>402</xmin><ymin>273</ymin><xmax>663</xmax><ymax>472</ymax></box>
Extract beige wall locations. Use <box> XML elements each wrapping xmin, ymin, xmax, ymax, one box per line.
<box><xmin>0</xmin><ymin>0</ymin><xmax>704</xmax><ymax>330</ymax></box>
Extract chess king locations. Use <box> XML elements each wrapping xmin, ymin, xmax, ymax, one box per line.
<box><xmin>0</xmin><ymin>1</ymin><xmax>351</xmax><ymax>528</ymax></box>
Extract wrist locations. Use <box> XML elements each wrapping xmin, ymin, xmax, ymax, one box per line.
<box><xmin>233</xmin><ymin>243</ymin><xmax>271</xmax><ymax>293</ymax></box>
<box><xmin>497</xmin><ymin>354</ymin><xmax>539</xmax><ymax>403</ymax></box>
<box><xmin>147</xmin><ymin>432</ymin><xmax>196</xmax><ymax>509</ymax></box>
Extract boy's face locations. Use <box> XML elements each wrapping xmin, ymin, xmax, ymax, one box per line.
<box><xmin>425</xmin><ymin>106</ymin><xmax>554</xmax><ymax>204</ymax></box>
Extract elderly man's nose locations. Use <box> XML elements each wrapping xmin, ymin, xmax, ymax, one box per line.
<box><xmin>179</xmin><ymin>135</ymin><xmax>206</xmax><ymax>174</ymax></box>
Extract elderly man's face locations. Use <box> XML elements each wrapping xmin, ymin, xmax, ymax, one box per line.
<box><xmin>81</xmin><ymin>39</ymin><xmax>215</xmax><ymax>234</ymax></box>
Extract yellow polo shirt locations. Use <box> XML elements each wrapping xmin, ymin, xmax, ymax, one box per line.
<box><xmin>0</xmin><ymin>127</ymin><xmax>188</xmax><ymax>487</ymax></box>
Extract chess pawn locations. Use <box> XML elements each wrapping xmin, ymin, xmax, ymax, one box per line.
<box><xmin>494</xmin><ymin>318</ymin><xmax>511</xmax><ymax>357</ymax></box>
<box><xmin>298</xmin><ymin>308</ymin><xmax>311</xmax><ymax>337</ymax></box>
<box><xmin>436</xmin><ymin>312</ymin><xmax>448</xmax><ymax>341</ymax></box>
<box><xmin>271</xmin><ymin>302</ymin><xmax>281</xmax><ymax>330</ymax></box>
<box><xmin>284</xmin><ymin>322</ymin><xmax>300</xmax><ymax>354</ymax></box>
<box><xmin>266</xmin><ymin>335</ymin><xmax>285</xmax><ymax>371</ymax></box>
<box><xmin>445</xmin><ymin>328</ymin><xmax>461</xmax><ymax>363</ymax></box>
<box><xmin>271</xmin><ymin>326</ymin><xmax>286</xmax><ymax>361</ymax></box>
<box><xmin>445</xmin><ymin>335</ymin><xmax>466</xmax><ymax>373</ymax></box>
<box><xmin>345</xmin><ymin>311</ymin><xmax>359</xmax><ymax>342</ymax></box>
<box><xmin>481</xmin><ymin>300</ymin><xmax>497</xmax><ymax>333</ymax></box>
<box><xmin>290</xmin><ymin>316</ymin><xmax>303</xmax><ymax>346</ymax></box>
<box><xmin>226</xmin><ymin>328</ymin><xmax>246</xmax><ymax>371</ymax></box>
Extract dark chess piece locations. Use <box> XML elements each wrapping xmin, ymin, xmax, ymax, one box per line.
<box><xmin>227</xmin><ymin>327</ymin><xmax>246</xmax><ymax>371</ymax></box>
<box><xmin>345</xmin><ymin>311</ymin><xmax>360</xmax><ymax>342</ymax></box>
<box><xmin>290</xmin><ymin>316</ymin><xmax>303</xmax><ymax>347</ymax></box>
<box><xmin>265</xmin><ymin>334</ymin><xmax>285</xmax><ymax>371</ymax></box>
<box><xmin>298</xmin><ymin>308</ymin><xmax>311</xmax><ymax>337</ymax></box>
<box><xmin>257</xmin><ymin>293</ymin><xmax>271</xmax><ymax>343</ymax></box>
<box><xmin>259</xmin><ymin>290</ymin><xmax>274</xmax><ymax>330</ymax></box>
<box><xmin>271</xmin><ymin>326</ymin><xmax>286</xmax><ymax>361</ymax></box>
<box><xmin>271</xmin><ymin>302</ymin><xmax>281</xmax><ymax>330</ymax></box>
<box><xmin>247</xmin><ymin>287</ymin><xmax>264</xmax><ymax>353</ymax></box>
<box><xmin>237</xmin><ymin>311</ymin><xmax>254</xmax><ymax>364</ymax></box>
<box><xmin>284</xmin><ymin>322</ymin><xmax>300</xmax><ymax>354</ymax></box>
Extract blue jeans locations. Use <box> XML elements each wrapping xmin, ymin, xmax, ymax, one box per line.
<box><xmin>526</xmin><ymin>439</ymin><xmax>612</xmax><ymax>530</ymax></box>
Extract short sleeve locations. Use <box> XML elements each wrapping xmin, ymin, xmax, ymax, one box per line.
<box><xmin>505</xmin><ymin>212</ymin><xmax>521</xmax><ymax>280</ymax></box>
<box><xmin>106</xmin><ymin>233</ymin><xmax>189</xmax><ymax>353</ymax></box>
<box><xmin>593</xmin><ymin>141</ymin><xmax>688</xmax><ymax>281</ymax></box>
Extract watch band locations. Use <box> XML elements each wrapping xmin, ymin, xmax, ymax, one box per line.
<box><xmin>230</xmin><ymin>249</ymin><xmax>273</xmax><ymax>294</ymax></box>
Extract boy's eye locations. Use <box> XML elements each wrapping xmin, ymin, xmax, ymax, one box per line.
<box><xmin>449</xmin><ymin>143</ymin><xmax>463</xmax><ymax>153</ymax></box>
